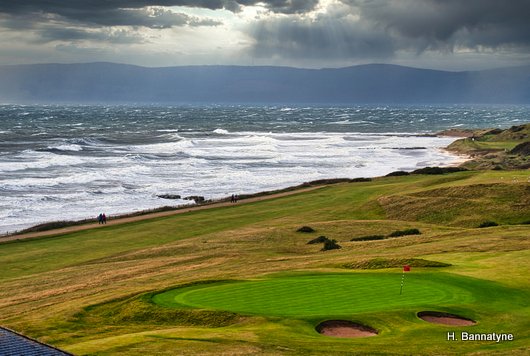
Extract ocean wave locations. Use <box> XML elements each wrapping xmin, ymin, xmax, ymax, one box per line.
<box><xmin>67</xmin><ymin>137</ymin><xmax>104</xmax><ymax>146</ymax></box>
<box><xmin>213</xmin><ymin>128</ymin><xmax>230</xmax><ymax>135</ymax></box>
<box><xmin>0</xmin><ymin>152</ymin><xmax>87</xmax><ymax>172</ymax></box>
<box><xmin>138</xmin><ymin>139</ymin><xmax>195</xmax><ymax>154</ymax></box>
<box><xmin>46</xmin><ymin>144</ymin><xmax>83</xmax><ymax>152</ymax></box>
<box><xmin>158</xmin><ymin>132</ymin><xmax>184</xmax><ymax>141</ymax></box>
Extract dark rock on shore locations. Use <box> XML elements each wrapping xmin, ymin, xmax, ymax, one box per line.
<box><xmin>184</xmin><ymin>196</ymin><xmax>205</xmax><ymax>204</ymax></box>
<box><xmin>157</xmin><ymin>194</ymin><xmax>181</xmax><ymax>200</ymax></box>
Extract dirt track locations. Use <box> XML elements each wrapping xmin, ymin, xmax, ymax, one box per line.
<box><xmin>1</xmin><ymin>186</ymin><xmax>323</xmax><ymax>243</ymax></box>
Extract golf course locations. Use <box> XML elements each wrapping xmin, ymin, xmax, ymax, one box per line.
<box><xmin>0</xmin><ymin>168</ymin><xmax>529</xmax><ymax>355</ymax></box>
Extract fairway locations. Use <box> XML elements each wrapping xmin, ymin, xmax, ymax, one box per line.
<box><xmin>153</xmin><ymin>273</ymin><xmax>478</xmax><ymax>317</ymax></box>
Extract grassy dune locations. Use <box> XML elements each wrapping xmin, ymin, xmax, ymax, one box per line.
<box><xmin>0</xmin><ymin>170</ymin><xmax>529</xmax><ymax>355</ymax></box>
<box><xmin>446</xmin><ymin>123</ymin><xmax>530</xmax><ymax>169</ymax></box>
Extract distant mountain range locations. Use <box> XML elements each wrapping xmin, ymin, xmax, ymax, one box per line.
<box><xmin>1</xmin><ymin>62</ymin><xmax>529</xmax><ymax>104</ymax></box>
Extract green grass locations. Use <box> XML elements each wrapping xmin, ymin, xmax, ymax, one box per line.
<box><xmin>0</xmin><ymin>169</ymin><xmax>529</xmax><ymax>355</ymax></box>
<box><xmin>152</xmin><ymin>272</ymin><xmax>508</xmax><ymax>317</ymax></box>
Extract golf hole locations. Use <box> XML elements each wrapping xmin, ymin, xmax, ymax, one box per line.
<box><xmin>316</xmin><ymin>320</ymin><xmax>378</xmax><ymax>338</ymax></box>
<box><xmin>417</xmin><ymin>311</ymin><xmax>476</xmax><ymax>326</ymax></box>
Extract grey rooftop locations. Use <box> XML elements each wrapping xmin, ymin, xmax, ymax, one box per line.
<box><xmin>0</xmin><ymin>327</ymin><xmax>72</xmax><ymax>356</ymax></box>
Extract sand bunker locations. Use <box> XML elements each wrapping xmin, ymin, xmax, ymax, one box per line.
<box><xmin>418</xmin><ymin>311</ymin><xmax>476</xmax><ymax>326</ymax></box>
<box><xmin>316</xmin><ymin>320</ymin><xmax>378</xmax><ymax>338</ymax></box>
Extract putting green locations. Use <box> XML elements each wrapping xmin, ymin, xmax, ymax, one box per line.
<box><xmin>153</xmin><ymin>273</ymin><xmax>478</xmax><ymax>317</ymax></box>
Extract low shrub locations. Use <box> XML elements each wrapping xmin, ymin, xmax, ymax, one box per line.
<box><xmin>411</xmin><ymin>166</ymin><xmax>467</xmax><ymax>175</ymax></box>
<box><xmin>386</xmin><ymin>171</ymin><xmax>410</xmax><ymax>177</ymax></box>
<box><xmin>321</xmin><ymin>239</ymin><xmax>341</xmax><ymax>251</ymax></box>
<box><xmin>297</xmin><ymin>226</ymin><xmax>316</xmax><ymax>233</ymax></box>
<box><xmin>350</xmin><ymin>235</ymin><xmax>386</xmax><ymax>241</ymax></box>
<box><xmin>478</xmin><ymin>221</ymin><xmax>499</xmax><ymax>228</ymax></box>
<box><xmin>350</xmin><ymin>177</ymin><xmax>372</xmax><ymax>182</ymax></box>
<box><xmin>307</xmin><ymin>236</ymin><xmax>329</xmax><ymax>244</ymax></box>
<box><xmin>306</xmin><ymin>178</ymin><xmax>354</xmax><ymax>185</ymax></box>
<box><xmin>388</xmin><ymin>228</ymin><xmax>421</xmax><ymax>237</ymax></box>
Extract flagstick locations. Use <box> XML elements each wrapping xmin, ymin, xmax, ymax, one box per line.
<box><xmin>400</xmin><ymin>271</ymin><xmax>405</xmax><ymax>295</ymax></box>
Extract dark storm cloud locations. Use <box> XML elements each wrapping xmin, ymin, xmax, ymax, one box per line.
<box><xmin>35</xmin><ymin>28</ymin><xmax>145</xmax><ymax>44</ymax></box>
<box><xmin>0</xmin><ymin>1</ymin><xmax>224</xmax><ymax>33</ymax></box>
<box><xmin>0</xmin><ymin>0</ymin><xmax>320</xmax><ymax>22</ymax></box>
<box><xmin>0</xmin><ymin>1</ymin><xmax>227</xmax><ymax>15</ymax></box>
<box><xmin>0</xmin><ymin>1</ymin><xmax>226</xmax><ymax>46</ymax></box>
<box><xmin>344</xmin><ymin>0</ymin><xmax>530</xmax><ymax>50</ymax></box>
<box><xmin>249</xmin><ymin>0</ymin><xmax>530</xmax><ymax>63</ymax></box>
<box><xmin>0</xmin><ymin>0</ymin><xmax>321</xmax><ymax>46</ymax></box>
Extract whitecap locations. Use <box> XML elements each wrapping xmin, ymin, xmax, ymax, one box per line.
<box><xmin>213</xmin><ymin>128</ymin><xmax>230</xmax><ymax>135</ymax></box>
<box><xmin>48</xmin><ymin>144</ymin><xmax>83</xmax><ymax>152</ymax></box>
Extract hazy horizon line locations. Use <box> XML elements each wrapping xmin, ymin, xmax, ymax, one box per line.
<box><xmin>3</xmin><ymin>61</ymin><xmax>530</xmax><ymax>73</ymax></box>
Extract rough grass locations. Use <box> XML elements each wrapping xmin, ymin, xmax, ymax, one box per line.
<box><xmin>0</xmin><ymin>170</ymin><xmax>528</xmax><ymax>355</ymax></box>
<box><xmin>78</xmin><ymin>292</ymin><xmax>241</xmax><ymax>327</ymax></box>
<box><xmin>446</xmin><ymin>123</ymin><xmax>530</xmax><ymax>169</ymax></box>
<box><xmin>378</xmin><ymin>182</ymin><xmax>530</xmax><ymax>227</ymax></box>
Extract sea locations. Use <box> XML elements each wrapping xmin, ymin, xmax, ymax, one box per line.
<box><xmin>1</xmin><ymin>104</ymin><xmax>528</xmax><ymax>234</ymax></box>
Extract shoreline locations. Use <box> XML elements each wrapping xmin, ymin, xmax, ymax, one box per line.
<box><xmin>0</xmin><ymin>185</ymin><xmax>326</xmax><ymax>243</ymax></box>
<box><xmin>1</xmin><ymin>169</ymin><xmax>468</xmax><ymax>244</ymax></box>
<box><xmin>0</xmin><ymin>136</ymin><xmax>471</xmax><ymax>242</ymax></box>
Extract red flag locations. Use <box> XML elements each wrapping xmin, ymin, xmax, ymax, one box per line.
<box><xmin>403</xmin><ymin>265</ymin><xmax>411</xmax><ymax>272</ymax></box>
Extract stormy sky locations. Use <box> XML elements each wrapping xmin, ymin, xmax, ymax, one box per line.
<box><xmin>1</xmin><ymin>0</ymin><xmax>529</xmax><ymax>70</ymax></box>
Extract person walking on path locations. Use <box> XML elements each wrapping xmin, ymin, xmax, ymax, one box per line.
<box><xmin>102</xmin><ymin>213</ymin><xmax>107</xmax><ymax>224</ymax></box>
<box><xmin>97</xmin><ymin>213</ymin><xmax>103</xmax><ymax>224</ymax></box>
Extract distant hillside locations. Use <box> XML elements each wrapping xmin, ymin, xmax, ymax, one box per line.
<box><xmin>0</xmin><ymin>62</ymin><xmax>529</xmax><ymax>104</ymax></box>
